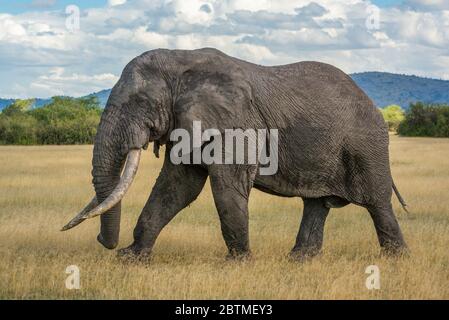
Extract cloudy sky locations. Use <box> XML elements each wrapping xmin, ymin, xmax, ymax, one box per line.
<box><xmin>0</xmin><ymin>0</ymin><xmax>448</xmax><ymax>98</ymax></box>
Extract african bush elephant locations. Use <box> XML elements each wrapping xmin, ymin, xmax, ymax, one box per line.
<box><xmin>63</xmin><ymin>48</ymin><xmax>408</xmax><ymax>261</ymax></box>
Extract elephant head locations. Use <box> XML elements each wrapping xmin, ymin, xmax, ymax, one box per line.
<box><xmin>61</xmin><ymin>52</ymin><xmax>172</xmax><ymax>249</ymax></box>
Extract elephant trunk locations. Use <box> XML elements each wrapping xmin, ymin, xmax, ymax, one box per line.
<box><xmin>92</xmin><ymin>119</ymin><xmax>124</xmax><ymax>249</ymax></box>
<box><xmin>93</xmin><ymin>149</ymin><xmax>142</xmax><ymax>249</ymax></box>
<box><xmin>60</xmin><ymin>106</ymin><xmax>144</xmax><ymax>249</ymax></box>
<box><xmin>98</xmin><ymin>203</ymin><xmax>121</xmax><ymax>249</ymax></box>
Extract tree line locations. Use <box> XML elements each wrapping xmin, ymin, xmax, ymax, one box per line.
<box><xmin>0</xmin><ymin>97</ymin><xmax>102</xmax><ymax>145</ymax></box>
<box><xmin>382</xmin><ymin>102</ymin><xmax>449</xmax><ymax>137</ymax></box>
<box><xmin>0</xmin><ymin>98</ymin><xmax>448</xmax><ymax>145</ymax></box>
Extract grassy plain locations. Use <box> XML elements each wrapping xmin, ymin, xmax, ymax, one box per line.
<box><xmin>0</xmin><ymin>135</ymin><xmax>448</xmax><ymax>299</ymax></box>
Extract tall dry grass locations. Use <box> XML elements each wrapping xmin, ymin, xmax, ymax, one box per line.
<box><xmin>0</xmin><ymin>135</ymin><xmax>448</xmax><ymax>299</ymax></box>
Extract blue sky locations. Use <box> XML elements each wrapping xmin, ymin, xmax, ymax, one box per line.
<box><xmin>0</xmin><ymin>0</ymin><xmax>405</xmax><ymax>14</ymax></box>
<box><xmin>0</xmin><ymin>0</ymin><xmax>404</xmax><ymax>13</ymax></box>
<box><xmin>0</xmin><ymin>1</ymin><xmax>107</xmax><ymax>14</ymax></box>
<box><xmin>371</xmin><ymin>0</ymin><xmax>403</xmax><ymax>7</ymax></box>
<box><xmin>0</xmin><ymin>0</ymin><xmax>448</xmax><ymax>98</ymax></box>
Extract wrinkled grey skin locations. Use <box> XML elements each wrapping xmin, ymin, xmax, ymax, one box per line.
<box><xmin>92</xmin><ymin>48</ymin><xmax>407</xmax><ymax>261</ymax></box>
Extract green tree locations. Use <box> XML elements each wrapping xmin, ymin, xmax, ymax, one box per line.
<box><xmin>0</xmin><ymin>96</ymin><xmax>102</xmax><ymax>145</ymax></box>
<box><xmin>1</xmin><ymin>99</ymin><xmax>35</xmax><ymax>116</ymax></box>
<box><xmin>381</xmin><ymin>105</ymin><xmax>405</xmax><ymax>132</ymax></box>
<box><xmin>0</xmin><ymin>112</ymin><xmax>38</xmax><ymax>144</ymax></box>
<box><xmin>398</xmin><ymin>102</ymin><xmax>449</xmax><ymax>137</ymax></box>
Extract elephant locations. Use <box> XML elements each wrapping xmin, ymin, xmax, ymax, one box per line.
<box><xmin>62</xmin><ymin>48</ymin><xmax>408</xmax><ymax>261</ymax></box>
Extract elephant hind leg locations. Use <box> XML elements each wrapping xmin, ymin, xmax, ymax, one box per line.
<box><xmin>289</xmin><ymin>197</ymin><xmax>330</xmax><ymax>261</ymax></box>
<box><xmin>367</xmin><ymin>203</ymin><xmax>408</xmax><ymax>255</ymax></box>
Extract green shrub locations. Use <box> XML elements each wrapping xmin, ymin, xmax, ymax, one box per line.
<box><xmin>381</xmin><ymin>105</ymin><xmax>405</xmax><ymax>132</ymax></box>
<box><xmin>0</xmin><ymin>96</ymin><xmax>102</xmax><ymax>145</ymax></box>
<box><xmin>398</xmin><ymin>102</ymin><xmax>449</xmax><ymax>137</ymax></box>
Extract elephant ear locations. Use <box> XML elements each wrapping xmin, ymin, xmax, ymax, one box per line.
<box><xmin>173</xmin><ymin>69</ymin><xmax>253</xmax><ymax>140</ymax></box>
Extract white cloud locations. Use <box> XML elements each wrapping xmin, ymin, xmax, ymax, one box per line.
<box><xmin>108</xmin><ymin>0</ymin><xmax>127</xmax><ymax>6</ymax></box>
<box><xmin>29</xmin><ymin>67</ymin><xmax>119</xmax><ymax>97</ymax></box>
<box><xmin>0</xmin><ymin>15</ymin><xmax>27</xmax><ymax>39</ymax></box>
<box><xmin>133</xmin><ymin>27</ymin><xmax>171</xmax><ymax>47</ymax></box>
<box><xmin>31</xmin><ymin>0</ymin><xmax>57</xmax><ymax>9</ymax></box>
<box><xmin>0</xmin><ymin>0</ymin><xmax>448</xmax><ymax>98</ymax></box>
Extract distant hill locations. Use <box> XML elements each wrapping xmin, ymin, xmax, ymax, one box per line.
<box><xmin>0</xmin><ymin>98</ymin><xmax>53</xmax><ymax>110</ymax></box>
<box><xmin>2</xmin><ymin>72</ymin><xmax>449</xmax><ymax>111</ymax></box>
<box><xmin>0</xmin><ymin>99</ymin><xmax>15</xmax><ymax>110</ymax></box>
<box><xmin>351</xmin><ymin>72</ymin><xmax>449</xmax><ymax>108</ymax></box>
<box><xmin>33</xmin><ymin>98</ymin><xmax>54</xmax><ymax>108</ymax></box>
<box><xmin>0</xmin><ymin>90</ymin><xmax>110</xmax><ymax>112</ymax></box>
<box><xmin>84</xmin><ymin>89</ymin><xmax>111</xmax><ymax>107</ymax></box>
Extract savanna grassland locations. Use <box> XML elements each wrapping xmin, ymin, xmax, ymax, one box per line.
<box><xmin>0</xmin><ymin>135</ymin><xmax>448</xmax><ymax>299</ymax></box>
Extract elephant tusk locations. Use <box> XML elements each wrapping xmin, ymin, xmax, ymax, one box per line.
<box><xmin>61</xmin><ymin>196</ymin><xmax>98</xmax><ymax>231</ymax></box>
<box><xmin>61</xmin><ymin>148</ymin><xmax>141</xmax><ymax>231</ymax></box>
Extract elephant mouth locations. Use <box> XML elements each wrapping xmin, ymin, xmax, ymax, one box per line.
<box><xmin>61</xmin><ymin>148</ymin><xmax>142</xmax><ymax>231</ymax></box>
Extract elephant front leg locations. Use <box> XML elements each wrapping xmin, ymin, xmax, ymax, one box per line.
<box><xmin>289</xmin><ymin>197</ymin><xmax>330</xmax><ymax>262</ymax></box>
<box><xmin>118</xmin><ymin>158</ymin><xmax>208</xmax><ymax>260</ymax></box>
<box><xmin>209</xmin><ymin>165</ymin><xmax>256</xmax><ymax>260</ymax></box>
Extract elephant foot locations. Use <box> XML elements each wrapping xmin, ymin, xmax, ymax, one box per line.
<box><xmin>117</xmin><ymin>245</ymin><xmax>151</xmax><ymax>264</ymax></box>
<box><xmin>380</xmin><ymin>243</ymin><xmax>410</xmax><ymax>258</ymax></box>
<box><xmin>288</xmin><ymin>248</ymin><xmax>321</xmax><ymax>263</ymax></box>
<box><xmin>225</xmin><ymin>248</ymin><xmax>251</xmax><ymax>262</ymax></box>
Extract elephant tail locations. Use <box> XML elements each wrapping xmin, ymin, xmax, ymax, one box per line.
<box><xmin>393</xmin><ymin>181</ymin><xmax>409</xmax><ymax>213</ymax></box>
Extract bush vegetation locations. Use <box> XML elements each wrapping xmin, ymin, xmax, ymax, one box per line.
<box><xmin>381</xmin><ymin>105</ymin><xmax>405</xmax><ymax>131</ymax></box>
<box><xmin>398</xmin><ymin>102</ymin><xmax>449</xmax><ymax>137</ymax></box>
<box><xmin>0</xmin><ymin>97</ymin><xmax>102</xmax><ymax>145</ymax></box>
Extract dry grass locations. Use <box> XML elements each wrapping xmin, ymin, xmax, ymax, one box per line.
<box><xmin>0</xmin><ymin>135</ymin><xmax>448</xmax><ymax>299</ymax></box>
